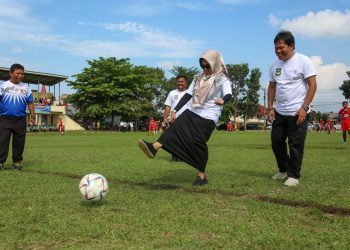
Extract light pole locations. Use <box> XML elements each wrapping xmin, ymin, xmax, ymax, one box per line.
<box><xmin>231</xmin><ymin>79</ymin><xmax>240</xmax><ymax>127</ymax></box>
<box><xmin>262</xmin><ymin>88</ymin><xmax>267</xmax><ymax>128</ymax></box>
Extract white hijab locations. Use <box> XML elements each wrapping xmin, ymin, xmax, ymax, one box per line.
<box><xmin>192</xmin><ymin>50</ymin><xmax>228</xmax><ymax>107</ymax></box>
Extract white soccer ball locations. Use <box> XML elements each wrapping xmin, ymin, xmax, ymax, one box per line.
<box><xmin>79</xmin><ymin>173</ymin><xmax>108</xmax><ymax>201</ymax></box>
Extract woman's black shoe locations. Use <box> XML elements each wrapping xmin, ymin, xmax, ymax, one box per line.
<box><xmin>138</xmin><ymin>139</ymin><xmax>157</xmax><ymax>159</ymax></box>
<box><xmin>192</xmin><ymin>176</ymin><xmax>208</xmax><ymax>186</ymax></box>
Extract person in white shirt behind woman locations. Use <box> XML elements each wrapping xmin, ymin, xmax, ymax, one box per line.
<box><xmin>162</xmin><ymin>75</ymin><xmax>189</xmax><ymax>162</ymax></box>
<box><xmin>138</xmin><ymin>50</ymin><xmax>232</xmax><ymax>186</ymax></box>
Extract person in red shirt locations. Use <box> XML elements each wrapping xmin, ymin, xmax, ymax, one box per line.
<box><xmin>326</xmin><ymin>119</ymin><xmax>332</xmax><ymax>135</ymax></box>
<box><xmin>227</xmin><ymin>121</ymin><xmax>233</xmax><ymax>132</ymax></box>
<box><xmin>319</xmin><ymin>119</ymin><xmax>324</xmax><ymax>131</ymax></box>
<box><xmin>148</xmin><ymin>117</ymin><xmax>156</xmax><ymax>135</ymax></box>
<box><xmin>338</xmin><ymin>101</ymin><xmax>350</xmax><ymax>144</ymax></box>
<box><xmin>57</xmin><ymin>118</ymin><xmax>64</xmax><ymax>136</ymax></box>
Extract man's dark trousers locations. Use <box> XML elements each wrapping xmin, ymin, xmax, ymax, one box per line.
<box><xmin>271</xmin><ymin>112</ymin><xmax>309</xmax><ymax>179</ymax></box>
<box><xmin>0</xmin><ymin>116</ymin><xmax>26</xmax><ymax>164</ymax></box>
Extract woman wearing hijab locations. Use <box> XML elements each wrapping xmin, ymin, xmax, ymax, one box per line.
<box><xmin>138</xmin><ymin>50</ymin><xmax>232</xmax><ymax>186</ymax></box>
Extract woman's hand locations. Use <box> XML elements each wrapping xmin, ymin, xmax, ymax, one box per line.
<box><xmin>214</xmin><ymin>97</ymin><xmax>224</xmax><ymax>106</ymax></box>
<box><xmin>170</xmin><ymin>111</ymin><xmax>177</xmax><ymax>123</ymax></box>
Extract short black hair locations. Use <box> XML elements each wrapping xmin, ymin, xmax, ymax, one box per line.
<box><xmin>274</xmin><ymin>30</ymin><xmax>295</xmax><ymax>49</ymax></box>
<box><xmin>342</xmin><ymin>101</ymin><xmax>348</xmax><ymax>105</ymax></box>
<box><xmin>10</xmin><ymin>63</ymin><xmax>24</xmax><ymax>73</ymax></box>
<box><xmin>176</xmin><ymin>75</ymin><xmax>188</xmax><ymax>82</ymax></box>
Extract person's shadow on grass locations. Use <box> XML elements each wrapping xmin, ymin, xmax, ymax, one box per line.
<box><xmin>233</xmin><ymin>169</ymin><xmax>270</xmax><ymax>179</ymax></box>
<box><xmin>146</xmin><ymin>168</ymin><xmax>197</xmax><ymax>188</ymax></box>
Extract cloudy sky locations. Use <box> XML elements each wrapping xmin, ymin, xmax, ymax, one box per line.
<box><xmin>1</xmin><ymin>0</ymin><xmax>349</xmax><ymax>112</ymax></box>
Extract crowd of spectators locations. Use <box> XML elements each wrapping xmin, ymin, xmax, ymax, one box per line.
<box><xmin>33</xmin><ymin>96</ymin><xmax>54</xmax><ymax>106</ymax></box>
<box><xmin>27</xmin><ymin>123</ymin><xmax>62</xmax><ymax>132</ymax></box>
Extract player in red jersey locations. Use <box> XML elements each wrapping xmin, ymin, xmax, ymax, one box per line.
<box><xmin>320</xmin><ymin>119</ymin><xmax>325</xmax><ymax>131</ymax></box>
<box><xmin>326</xmin><ymin>119</ymin><xmax>332</xmax><ymax>134</ymax></box>
<box><xmin>338</xmin><ymin>101</ymin><xmax>350</xmax><ymax>144</ymax></box>
<box><xmin>226</xmin><ymin>121</ymin><xmax>233</xmax><ymax>132</ymax></box>
<box><xmin>148</xmin><ymin>117</ymin><xmax>156</xmax><ymax>135</ymax></box>
<box><xmin>57</xmin><ymin>118</ymin><xmax>64</xmax><ymax>136</ymax></box>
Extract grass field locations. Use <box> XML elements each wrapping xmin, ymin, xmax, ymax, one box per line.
<box><xmin>0</xmin><ymin>130</ymin><xmax>349</xmax><ymax>249</ymax></box>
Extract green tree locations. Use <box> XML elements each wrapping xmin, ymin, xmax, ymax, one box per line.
<box><xmin>237</xmin><ymin>68</ymin><xmax>262</xmax><ymax>127</ymax></box>
<box><xmin>67</xmin><ymin>57</ymin><xmax>165</xmax><ymax>128</ymax></box>
<box><xmin>220</xmin><ymin>64</ymin><xmax>250</xmax><ymax>124</ymax></box>
<box><xmin>310</xmin><ymin>111</ymin><xmax>322</xmax><ymax>122</ymax></box>
<box><xmin>221</xmin><ymin>63</ymin><xmax>261</xmax><ymax>125</ymax></box>
<box><xmin>339</xmin><ymin>70</ymin><xmax>350</xmax><ymax>101</ymax></box>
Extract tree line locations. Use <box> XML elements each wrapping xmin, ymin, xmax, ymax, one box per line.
<box><xmin>67</xmin><ymin>57</ymin><xmax>350</xmax><ymax>129</ymax></box>
<box><xmin>67</xmin><ymin>57</ymin><xmax>262</xmax><ymax>129</ymax></box>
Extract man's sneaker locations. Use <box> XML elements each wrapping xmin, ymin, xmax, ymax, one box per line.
<box><xmin>271</xmin><ymin>172</ymin><xmax>287</xmax><ymax>180</ymax></box>
<box><xmin>0</xmin><ymin>163</ymin><xmax>4</xmax><ymax>170</ymax></box>
<box><xmin>283</xmin><ymin>177</ymin><xmax>299</xmax><ymax>186</ymax></box>
<box><xmin>138</xmin><ymin>139</ymin><xmax>157</xmax><ymax>159</ymax></box>
<box><xmin>12</xmin><ymin>162</ymin><xmax>23</xmax><ymax>170</ymax></box>
<box><xmin>192</xmin><ymin>176</ymin><xmax>208</xmax><ymax>186</ymax></box>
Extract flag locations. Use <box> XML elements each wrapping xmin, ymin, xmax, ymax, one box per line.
<box><xmin>41</xmin><ymin>85</ymin><xmax>47</xmax><ymax>94</ymax></box>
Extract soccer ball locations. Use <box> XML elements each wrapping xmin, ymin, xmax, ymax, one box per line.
<box><xmin>79</xmin><ymin>173</ymin><xmax>108</xmax><ymax>201</ymax></box>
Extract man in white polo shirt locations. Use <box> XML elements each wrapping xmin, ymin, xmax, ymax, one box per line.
<box><xmin>267</xmin><ymin>30</ymin><xmax>317</xmax><ymax>186</ymax></box>
<box><xmin>162</xmin><ymin>75</ymin><xmax>188</xmax><ymax>161</ymax></box>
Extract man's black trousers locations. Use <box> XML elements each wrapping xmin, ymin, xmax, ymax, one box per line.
<box><xmin>0</xmin><ymin>116</ymin><xmax>27</xmax><ymax>164</ymax></box>
<box><xmin>271</xmin><ymin>112</ymin><xmax>309</xmax><ymax>179</ymax></box>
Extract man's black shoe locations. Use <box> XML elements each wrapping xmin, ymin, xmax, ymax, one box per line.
<box><xmin>192</xmin><ymin>176</ymin><xmax>208</xmax><ymax>186</ymax></box>
<box><xmin>138</xmin><ymin>139</ymin><xmax>157</xmax><ymax>159</ymax></box>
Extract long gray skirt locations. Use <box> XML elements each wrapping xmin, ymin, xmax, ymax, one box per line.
<box><xmin>158</xmin><ymin>109</ymin><xmax>216</xmax><ymax>172</ymax></box>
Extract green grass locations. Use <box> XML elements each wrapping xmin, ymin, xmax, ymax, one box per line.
<box><xmin>1</xmin><ymin>131</ymin><xmax>350</xmax><ymax>249</ymax></box>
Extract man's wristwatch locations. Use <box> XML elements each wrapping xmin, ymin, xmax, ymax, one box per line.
<box><xmin>301</xmin><ymin>105</ymin><xmax>309</xmax><ymax>112</ymax></box>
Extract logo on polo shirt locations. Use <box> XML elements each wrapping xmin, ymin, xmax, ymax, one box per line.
<box><xmin>1</xmin><ymin>86</ymin><xmax>13</xmax><ymax>93</ymax></box>
<box><xmin>275</xmin><ymin>68</ymin><xmax>282</xmax><ymax>76</ymax></box>
<box><xmin>174</xmin><ymin>95</ymin><xmax>178</xmax><ymax>100</ymax></box>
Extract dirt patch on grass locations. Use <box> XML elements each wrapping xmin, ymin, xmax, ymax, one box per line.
<box><xmin>255</xmin><ymin>195</ymin><xmax>350</xmax><ymax>217</ymax></box>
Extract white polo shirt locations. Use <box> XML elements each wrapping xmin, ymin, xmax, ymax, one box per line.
<box><xmin>269</xmin><ymin>52</ymin><xmax>316</xmax><ymax>116</ymax></box>
<box><xmin>187</xmin><ymin>75</ymin><xmax>232</xmax><ymax>124</ymax></box>
<box><xmin>164</xmin><ymin>89</ymin><xmax>188</xmax><ymax>118</ymax></box>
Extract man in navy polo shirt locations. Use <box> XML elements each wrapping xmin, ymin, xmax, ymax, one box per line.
<box><xmin>0</xmin><ymin>64</ymin><xmax>35</xmax><ymax>170</ymax></box>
